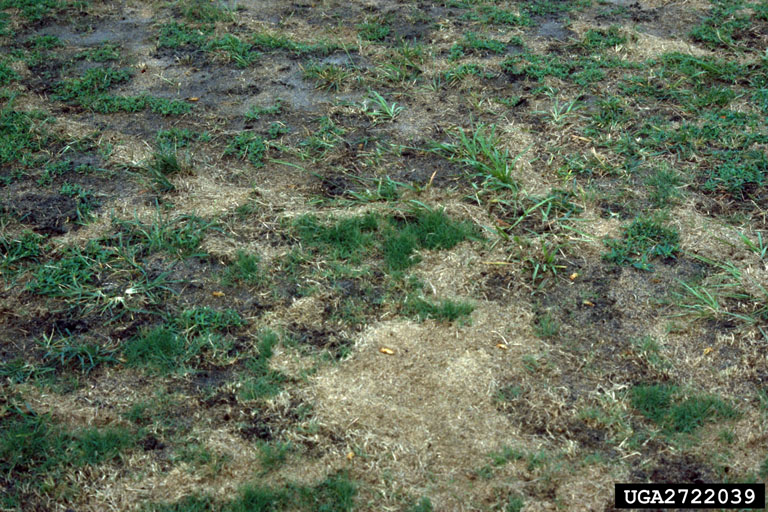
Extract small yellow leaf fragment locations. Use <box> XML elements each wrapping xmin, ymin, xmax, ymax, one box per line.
<box><xmin>212</xmin><ymin>291</ymin><xmax>225</xmax><ymax>297</ymax></box>
<box><xmin>583</xmin><ymin>300</ymin><xmax>595</xmax><ymax>307</ymax></box>
<box><xmin>703</xmin><ymin>347</ymin><xmax>714</xmax><ymax>355</ymax></box>
<box><xmin>188</xmin><ymin>97</ymin><xmax>200</xmax><ymax>102</ymax></box>
<box><xmin>346</xmin><ymin>451</ymin><xmax>355</xmax><ymax>460</ymax></box>
<box><xmin>379</xmin><ymin>347</ymin><xmax>395</xmax><ymax>355</ymax></box>
<box><xmin>496</xmin><ymin>343</ymin><xmax>509</xmax><ymax>350</ymax></box>
<box><xmin>569</xmin><ymin>272</ymin><xmax>579</xmax><ymax>281</ymax></box>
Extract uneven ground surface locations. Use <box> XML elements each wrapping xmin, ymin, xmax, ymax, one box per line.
<box><xmin>1</xmin><ymin>0</ymin><xmax>767</xmax><ymax>510</ymax></box>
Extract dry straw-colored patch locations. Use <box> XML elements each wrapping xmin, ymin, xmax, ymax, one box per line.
<box><xmin>309</xmin><ymin>296</ymin><xmax>542</xmax><ymax>508</ymax></box>
<box><xmin>562</xmin><ymin>18</ymin><xmax>715</xmax><ymax>62</ymax></box>
<box><xmin>83</xmin><ymin>427</ymin><xmax>261</xmax><ymax>512</ymax></box>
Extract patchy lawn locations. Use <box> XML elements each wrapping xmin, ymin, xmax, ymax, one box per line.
<box><xmin>1</xmin><ymin>0</ymin><xmax>767</xmax><ymax>510</ymax></box>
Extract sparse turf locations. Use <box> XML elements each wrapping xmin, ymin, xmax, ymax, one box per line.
<box><xmin>1</xmin><ymin>0</ymin><xmax>767</xmax><ymax>509</ymax></box>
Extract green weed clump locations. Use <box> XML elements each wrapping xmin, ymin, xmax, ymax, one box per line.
<box><xmin>156</xmin><ymin>128</ymin><xmax>210</xmax><ymax>148</ymax></box>
<box><xmin>580</xmin><ymin>26</ymin><xmax>626</xmax><ymax>50</ymax></box>
<box><xmin>646</xmin><ymin>167</ymin><xmax>684</xmax><ymax>207</ymax></box>
<box><xmin>660</xmin><ymin>53</ymin><xmax>745</xmax><ymax>85</ymax></box>
<box><xmin>123</xmin><ymin>326</ymin><xmax>185</xmax><ymax>371</ymax></box>
<box><xmin>226</xmin><ymin>132</ymin><xmax>267</xmax><ymax>167</ymax></box>
<box><xmin>251</xmin><ymin>33</ymin><xmax>337</xmax><ymax>55</ymax></box>
<box><xmin>703</xmin><ymin>150</ymin><xmax>767</xmax><ymax>198</ymax></box>
<box><xmin>384</xmin><ymin>209</ymin><xmax>477</xmax><ymax>270</ymax></box>
<box><xmin>0</xmin><ymin>107</ymin><xmax>52</xmax><ymax>166</ymax></box>
<box><xmin>450</xmin><ymin>32</ymin><xmax>508</xmax><ymax>59</ymax></box>
<box><xmin>39</xmin><ymin>334</ymin><xmax>118</xmax><ymax>375</ymax></box>
<box><xmin>145</xmin><ymin>148</ymin><xmax>184</xmax><ymax>193</ymax></box>
<box><xmin>357</xmin><ymin>19</ymin><xmax>390</xmax><ymax>41</ymax></box>
<box><xmin>603</xmin><ymin>215</ymin><xmax>680</xmax><ymax>270</ymax></box>
<box><xmin>475</xmin><ymin>5</ymin><xmax>531</xmax><ymax>26</ymax></box>
<box><xmin>0</xmin><ymin>333</ymin><xmax>118</xmax><ymax>385</ymax></box>
<box><xmin>299</xmin><ymin>116</ymin><xmax>345</xmax><ymax>154</ymax></box>
<box><xmin>0</xmin><ymin>0</ymin><xmax>63</xmax><ymax>20</ymax></box>
<box><xmin>73</xmin><ymin>426</ymin><xmax>136</xmax><ymax>465</ymax></box>
<box><xmin>631</xmin><ymin>384</ymin><xmax>740</xmax><ymax>434</ymax></box>
<box><xmin>294</xmin><ymin>209</ymin><xmax>476</xmax><ymax>271</ymax></box>
<box><xmin>303</xmin><ymin>62</ymin><xmax>355</xmax><ymax>91</ymax></box>
<box><xmin>53</xmin><ymin>67</ymin><xmax>192</xmax><ymax>114</ymax></box>
<box><xmin>174</xmin><ymin>307</ymin><xmax>244</xmax><ymax>337</ymax></box>
<box><xmin>179</xmin><ymin>0</ymin><xmax>229</xmax><ymax>23</ymax></box>
<box><xmin>0</xmin><ymin>404</ymin><xmax>136</xmax><ymax>509</ymax></box>
<box><xmin>113</xmin><ymin>214</ymin><xmax>216</xmax><ymax>258</ymax></box>
<box><xmin>0</xmin><ymin>61</ymin><xmax>19</xmax><ymax>85</ymax></box>
<box><xmin>503</xmin><ymin>52</ymin><xmax>640</xmax><ymax>86</ymax></box>
<box><xmin>440</xmin><ymin>63</ymin><xmax>496</xmax><ymax>84</ymax></box>
<box><xmin>123</xmin><ymin>319</ymin><xmax>238</xmax><ymax>374</ymax></box>
<box><xmin>295</xmin><ymin>213</ymin><xmax>379</xmax><ymax>262</ymax></box>
<box><xmin>78</xmin><ymin>43</ymin><xmax>120</xmax><ymax>61</ymax></box>
<box><xmin>245</xmin><ymin>99</ymin><xmax>282</xmax><ymax>120</ymax></box>
<box><xmin>23</xmin><ymin>237</ymin><xmax>174</xmax><ymax>318</ymax></box>
<box><xmin>60</xmin><ymin>182</ymin><xmax>98</xmax><ymax>223</ymax></box>
<box><xmin>89</xmin><ymin>94</ymin><xmax>192</xmax><ymax>115</ymax></box>
<box><xmin>55</xmin><ymin>67</ymin><xmax>132</xmax><ymax>102</ymax></box>
<box><xmin>238</xmin><ymin>330</ymin><xmax>285</xmax><ymax>400</ymax></box>
<box><xmin>223</xmin><ymin>251</ymin><xmax>265</xmax><ymax>285</ymax></box>
<box><xmin>207</xmin><ymin>34</ymin><xmax>258</xmax><ymax>67</ymax></box>
<box><xmin>403</xmin><ymin>297</ymin><xmax>474</xmax><ymax>323</ymax></box>
<box><xmin>689</xmin><ymin>1</ymin><xmax>752</xmax><ymax>49</ymax></box>
<box><xmin>158</xmin><ymin>22</ymin><xmax>211</xmax><ymax>49</ymax></box>
<box><xmin>26</xmin><ymin>243</ymin><xmax>111</xmax><ymax>298</ymax></box>
<box><xmin>0</xmin><ymin>230</ymin><xmax>44</xmax><ymax>274</ymax></box>
<box><xmin>431</xmin><ymin>124</ymin><xmax>526</xmax><ymax>186</ymax></box>
<box><xmin>146</xmin><ymin>471</ymin><xmax>356</xmax><ymax>512</ymax></box>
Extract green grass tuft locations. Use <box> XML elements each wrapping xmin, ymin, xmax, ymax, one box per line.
<box><xmin>631</xmin><ymin>384</ymin><xmax>740</xmax><ymax>434</ymax></box>
<box><xmin>0</xmin><ymin>404</ymin><xmax>136</xmax><ymax>508</ymax></box>
<box><xmin>403</xmin><ymin>296</ymin><xmax>474</xmax><ymax>323</ymax></box>
<box><xmin>245</xmin><ymin>99</ymin><xmax>282</xmax><ymax>120</ymax></box>
<box><xmin>0</xmin><ymin>230</ymin><xmax>45</xmax><ymax>274</ymax></box>
<box><xmin>39</xmin><ymin>333</ymin><xmax>117</xmax><ymax>375</ymax></box>
<box><xmin>73</xmin><ymin>426</ymin><xmax>136</xmax><ymax>465</ymax></box>
<box><xmin>450</xmin><ymin>32</ymin><xmax>508</xmax><ymax>60</ymax></box>
<box><xmin>604</xmin><ymin>215</ymin><xmax>680</xmax><ymax>270</ymax></box>
<box><xmin>113</xmin><ymin>214</ymin><xmax>216</xmax><ymax>258</ymax></box>
<box><xmin>0</xmin><ymin>107</ymin><xmax>52</xmax><ymax>166</ymax></box>
<box><xmin>145</xmin><ymin>147</ymin><xmax>184</xmax><ymax>193</ymax></box>
<box><xmin>207</xmin><ymin>34</ymin><xmax>258</xmax><ymax>67</ymax></box>
<box><xmin>226</xmin><ymin>132</ymin><xmax>266</xmax><ymax>167</ymax></box>
<box><xmin>580</xmin><ymin>26</ymin><xmax>626</xmax><ymax>50</ymax></box>
<box><xmin>223</xmin><ymin>251</ymin><xmax>265</xmax><ymax>285</ymax></box>
<box><xmin>357</xmin><ymin>19</ymin><xmax>390</xmax><ymax>41</ymax></box>
<box><xmin>0</xmin><ymin>0</ymin><xmax>63</xmax><ymax>20</ymax></box>
<box><xmin>303</xmin><ymin>62</ymin><xmax>355</xmax><ymax>91</ymax></box>
<box><xmin>689</xmin><ymin>2</ymin><xmax>751</xmax><ymax>49</ymax></box>
<box><xmin>432</xmin><ymin>124</ymin><xmax>526</xmax><ymax>186</ymax></box>
<box><xmin>407</xmin><ymin>497</ymin><xmax>434</xmax><ymax>512</ymax></box>
<box><xmin>156</xmin><ymin>128</ymin><xmax>209</xmax><ymax>148</ymax></box>
<box><xmin>295</xmin><ymin>213</ymin><xmax>379</xmax><ymax>262</ymax></box>
<box><xmin>180</xmin><ymin>0</ymin><xmax>229</xmax><ymax>23</ymax></box>
<box><xmin>174</xmin><ymin>307</ymin><xmax>244</xmax><ymax>337</ymax></box>
<box><xmin>55</xmin><ymin>67</ymin><xmax>132</xmax><ymax>103</ymax></box>
<box><xmin>296</xmin><ymin>209</ymin><xmax>476</xmax><ymax>272</ymax></box>
<box><xmin>238</xmin><ymin>330</ymin><xmax>285</xmax><ymax>400</ymax></box>
<box><xmin>158</xmin><ymin>22</ymin><xmax>210</xmax><ymax>49</ymax></box>
<box><xmin>703</xmin><ymin>150</ymin><xmax>767</xmax><ymax>198</ymax></box>
<box><xmin>0</xmin><ymin>61</ymin><xmax>19</xmax><ymax>85</ymax></box>
<box><xmin>78</xmin><ymin>43</ymin><xmax>120</xmax><ymax>61</ymax></box>
<box><xmin>123</xmin><ymin>326</ymin><xmax>186</xmax><ymax>372</ymax></box>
